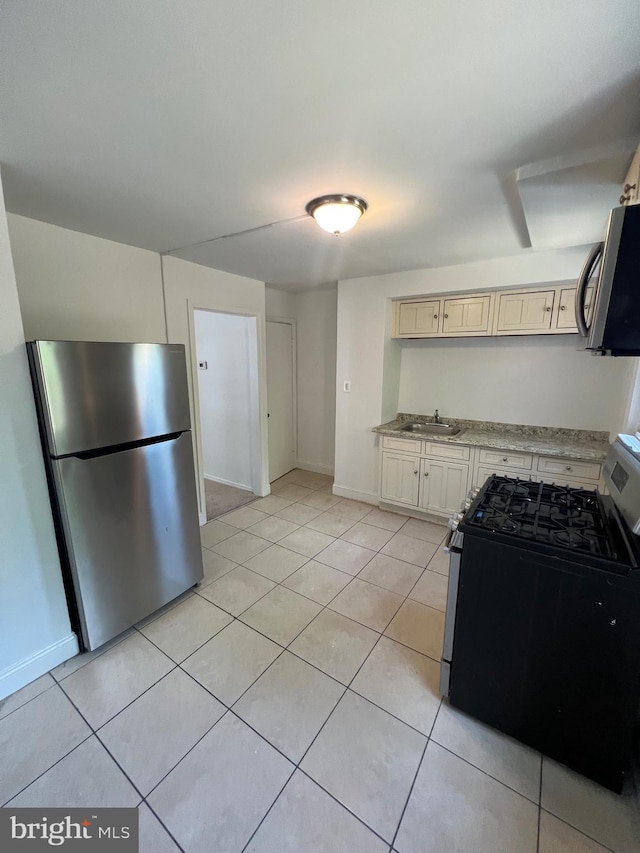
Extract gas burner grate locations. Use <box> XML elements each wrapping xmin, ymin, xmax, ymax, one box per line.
<box><xmin>467</xmin><ymin>475</ymin><xmax>614</xmax><ymax>558</ymax></box>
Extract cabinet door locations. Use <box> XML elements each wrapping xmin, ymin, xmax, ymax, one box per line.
<box><xmin>442</xmin><ymin>295</ymin><xmax>492</xmax><ymax>335</ymax></box>
<box><xmin>495</xmin><ymin>290</ymin><xmax>555</xmax><ymax>333</ymax></box>
<box><xmin>420</xmin><ymin>458</ymin><xmax>469</xmax><ymax>516</ymax></box>
<box><xmin>556</xmin><ymin>286</ymin><xmax>595</xmax><ymax>330</ymax></box>
<box><xmin>381</xmin><ymin>452</ymin><xmax>420</xmax><ymax>506</ymax></box>
<box><xmin>396</xmin><ymin>300</ymin><xmax>441</xmax><ymax>337</ymax></box>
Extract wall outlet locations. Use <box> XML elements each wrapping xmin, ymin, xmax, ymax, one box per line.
<box><xmin>343</xmin><ymin>380</ymin><xmax>351</xmax><ymax>392</ymax></box>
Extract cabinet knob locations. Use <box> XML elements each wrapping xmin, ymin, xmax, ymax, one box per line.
<box><xmin>424</xmin><ymin>471</ymin><xmax>429</xmax><ymax>477</ymax></box>
<box><xmin>433</xmin><ymin>314</ymin><xmax>438</xmax><ymax>319</ymax></box>
<box><xmin>560</xmin><ymin>305</ymin><xmax>566</xmax><ymax>310</ymax></box>
<box><xmin>444</xmin><ymin>313</ymin><xmax>449</xmax><ymax>319</ymax></box>
<box><xmin>545</xmin><ymin>306</ymin><xmax>551</xmax><ymax>312</ymax></box>
<box><xmin>502</xmin><ymin>457</ymin><xmax>508</xmax><ymax>462</ymax></box>
<box><xmin>566</xmin><ymin>466</ymin><xmax>572</xmax><ymax>471</ymax></box>
<box><xmin>623</xmin><ymin>183</ymin><xmax>637</xmax><ymax>193</ymax></box>
<box><xmin>413</xmin><ymin>469</ymin><xmax>418</xmax><ymax>475</ymax></box>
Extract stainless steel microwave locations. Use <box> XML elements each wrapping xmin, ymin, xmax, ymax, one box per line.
<box><xmin>576</xmin><ymin>204</ymin><xmax>640</xmax><ymax>356</ymax></box>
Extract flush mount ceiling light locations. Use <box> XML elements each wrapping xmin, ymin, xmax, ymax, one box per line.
<box><xmin>306</xmin><ymin>194</ymin><xmax>368</xmax><ymax>235</ymax></box>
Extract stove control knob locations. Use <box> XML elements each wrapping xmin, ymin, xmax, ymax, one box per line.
<box><xmin>448</xmin><ymin>512</ymin><xmax>462</xmax><ymax>531</ymax></box>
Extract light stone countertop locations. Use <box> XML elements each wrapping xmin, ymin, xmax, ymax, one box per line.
<box><xmin>372</xmin><ymin>414</ymin><xmax>611</xmax><ymax>463</ymax></box>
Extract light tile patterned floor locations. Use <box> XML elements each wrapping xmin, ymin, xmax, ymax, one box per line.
<box><xmin>2</xmin><ymin>468</ymin><xmax>640</xmax><ymax>852</ymax></box>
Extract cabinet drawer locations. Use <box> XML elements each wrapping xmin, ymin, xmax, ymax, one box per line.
<box><xmin>478</xmin><ymin>448</ymin><xmax>533</xmax><ymax>470</ymax></box>
<box><xmin>424</xmin><ymin>442</ymin><xmax>471</xmax><ymax>461</ymax></box>
<box><xmin>474</xmin><ymin>465</ymin><xmax>537</xmax><ymax>489</ymax></box>
<box><xmin>536</xmin><ymin>456</ymin><xmax>601</xmax><ymax>482</ymax></box>
<box><xmin>382</xmin><ymin>435</ymin><xmax>422</xmax><ymax>454</ymax></box>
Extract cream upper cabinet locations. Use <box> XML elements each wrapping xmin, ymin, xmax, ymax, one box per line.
<box><xmin>396</xmin><ymin>300</ymin><xmax>441</xmax><ymax>337</ymax></box>
<box><xmin>494</xmin><ymin>289</ymin><xmax>555</xmax><ymax>334</ymax></box>
<box><xmin>621</xmin><ymin>147</ymin><xmax>640</xmax><ymax>205</ymax></box>
<box><xmin>555</xmin><ymin>286</ymin><xmax>595</xmax><ymax>330</ymax></box>
<box><xmin>441</xmin><ymin>295</ymin><xmax>492</xmax><ymax>335</ymax></box>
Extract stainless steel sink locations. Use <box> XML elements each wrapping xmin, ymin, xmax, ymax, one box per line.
<box><xmin>399</xmin><ymin>422</ymin><xmax>461</xmax><ymax>436</ymax></box>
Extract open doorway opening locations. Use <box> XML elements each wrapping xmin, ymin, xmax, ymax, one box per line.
<box><xmin>266</xmin><ymin>319</ymin><xmax>296</xmax><ymax>482</ymax></box>
<box><xmin>194</xmin><ymin>309</ymin><xmax>261</xmax><ymax>519</ymax></box>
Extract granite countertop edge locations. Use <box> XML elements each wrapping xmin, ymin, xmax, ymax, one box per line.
<box><xmin>372</xmin><ymin>414</ymin><xmax>611</xmax><ymax>462</ymax></box>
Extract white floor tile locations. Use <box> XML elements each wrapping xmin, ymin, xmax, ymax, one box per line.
<box><xmin>198</xmin><ymin>565</ymin><xmax>275</xmax><ymax>616</ymax></box>
<box><xmin>351</xmin><ymin>636</ymin><xmax>441</xmax><ymax>735</ymax></box>
<box><xmin>538</xmin><ymin>810</ymin><xmax>610</xmax><ymax>853</ymax></box>
<box><xmin>138</xmin><ymin>804</ymin><xmax>181</xmax><ymax>853</ymax></box>
<box><xmin>60</xmin><ymin>632</ymin><xmax>174</xmax><ymax>729</ymax></box>
<box><xmin>361</xmin><ymin>507</ymin><xmax>408</xmax><ymax>532</ymax></box>
<box><xmin>301</xmin><ymin>691</ymin><xmax>426</xmax><ymax>842</ymax></box>
<box><xmin>246</xmin><ymin>770</ymin><xmax>388</xmax><ymax>853</ymax></box>
<box><xmin>289</xmin><ymin>610</ymin><xmax>379</xmax><ymax>685</ymax></box>
<box><xmin>200</xmin><ymin>519</ymin><xmax>237</xmax><ymax>548</ymax></box>
<box><xmin>306</xmin><ymin>510</ymin><xmax>358</xmax><ymax>537</ymax></box>
<box><xmin>408</xmin><ymin>568</ymin><xmax>448</xmax><ymax>611</ymax></box>
<box><xmin>243</xmin><ymin>543</ymin><xmax>307</xmax><ymax>583</ymax></box>
<box><xmin>212</xmin><ymin>530</ymin><xmax>272</xmax><ymax>564</ymax></box>
<box><xmin>239</xmin><ymin>587</ymin><xmax>322</xmax><ymax>646</ymax></box>
<box><xmin>541</xmin><ymin>757</ymin><xmax>640</xmax><ymax>853</ymax></box>
<box><xmin>140</xmin><ymin>594</ymin><xmax>232</xmax><ymax>662</ymax></box>
<box><xmin>431</xmin><ymin>701</ymin><xmax>542</xmax><ymax>802</ymax></box>
<box><xmin>384</xmin><ymin>599</ymin><xmax>445</xmax><ymax>660</ymax></box>
<box><xmin>182</xmin><ymin>621</ymin><xmax>281</xmax><ymax>705</ymax></box>
<box><xmin>8</xmin><ymin>736</ymin><xmax>140</xmax><ymax>807</ymax></box>
<box><xmin>99</xmin><ymin>669</ymin><xmax>225</xmax><ymax>795</ymax></box>
<box><xmin>315</xmin><ymin>538</ymin><xmax>377</xmax><ymax>575</ymax></box>
<box><xmin>395</xmin><ymin>741</ymin><xmax>538</xmax><ymax>853</ymax></box>
<box><xmin>282</xmin><ymin>560</ymin><xmax>353</xmax><ymax>605</ymax></box>
<box><xmin>381</xmin><ymin>533</ymin><xmax>438</xmax><ymax>567</ymax></box>
<box><xmin>341</xmin><ymin>521</ymin><xmax>395</xmax><ymax>551</ymax></box>
<box><xmin>328</xmin><ymin>578</ymin><xmax>403</xmax><ymax>632</ymax></box>
<box><xmin>148</xmin><ymin>713</ymin><xmax>293</xmax><ymax>853</ymax></box>
<box><xmin>358</xmin><ymin>553</ymin><xmax>423</xmax><ymax>596</ymax></box>
<box><xmin>0</xmin><ymin>686</ymin><xmax>90</xmax><ymax>804</ymax></box>
<box><xmin>278</xmin><ymin>527</ymin><xmax>336</xmax><ymax>558</ymax></box>
<box><xmin>220</xmin><ymin>506</ymin><xmax>270</xmax><ymax>529</ymax></box>
<box><xmin>0</xmin><ymin>673</ymin><xmax>55</xmax><ymax>720</ymax></box>
<box><xmin>246</xmin><ymin>515</ymin><xmax>300</xmax><ymax>543</ymax></box>
<box><xmin>249</xmin><ymin>495</ymin><xmax>295</xmax><ymax>515</ymax></box>
<box><xmin>234</xmin><ymin>652</ymin><xmax>343</xmax><ymax>761</ymax></box>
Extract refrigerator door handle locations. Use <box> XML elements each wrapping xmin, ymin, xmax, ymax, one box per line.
<box><xmin>575</xmin><ymin>242</ymin><xmax>602</xmax><ymax>338</ymax></box>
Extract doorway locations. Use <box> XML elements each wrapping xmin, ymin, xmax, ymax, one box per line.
<box><xmin>266</xmin><ymin>319</ymin><xmax>296</xmax><ymax>482</ymax></box>
<box><xmin>194</xmin><ymin>309</ymin><xmax>261</xmax><ymax>519</ymax></box>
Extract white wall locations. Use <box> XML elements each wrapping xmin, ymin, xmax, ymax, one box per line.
<box><xmin>0</xmin><ymin>181</ymin><xmax>78</xmax><ymax>700</ymax></box>
<box><xmin>194</xmin><ymin>310</ymin><xmax>259</xmax><ymax>491</ymax></box>
<box><xmin>335</xmin><ymin>248</ymin><xmax>638</xmax><ymax>502</ymax></box>
<box><xmin>399</xmin><ymin>335</ymin><xmax>633</xmax><ymax>432</ymax></box>
<box><xmin>266</xmin><ymin>286</ymin><xmax>337</xmax><ymax>476</ymax></box>
<box><xmin>162</xmin><ymin>255</ymin><xmax>269</xmax><ymax>520</ymax></box>
<box><xmin>7</xmin><ymin>213</ymin><xmax>166</xmax><ymax>343</ymax></box>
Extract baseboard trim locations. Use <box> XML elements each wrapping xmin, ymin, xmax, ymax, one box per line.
<box><xmin>295</xmin><ymin>460</ymin><xmax>335</xmax><ymax>476</ymax></box>
<box><xmin>203</xmin><ymin>473</ymin><xmax>253</xmax><ymax>491</ymax></box>
<box><xmin>0</xmin><ymin>633</ymin><xmax>79</xmax><ymax>701</ymax></box>
<box><xmin>331</xmin><ymin>484</ymin><xmax>378</xmax><ymax>504</ymax></box>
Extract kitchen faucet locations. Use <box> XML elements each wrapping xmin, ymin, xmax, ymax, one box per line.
<box><xmin>434</xmin><ymin>409</ymin><xmax>441</xmax><ymax>424</ymax></box>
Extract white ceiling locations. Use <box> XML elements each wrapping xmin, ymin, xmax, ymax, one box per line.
<box><xmin>1</xmin><ymin>1</ymin><xmax>639</xmax><ymax>290</ymax></box>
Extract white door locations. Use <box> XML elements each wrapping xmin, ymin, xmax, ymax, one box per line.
<box><xmin>266</xmin><ymin>321</ymin><xmax>295</xmax><ymax>482</ymax></box>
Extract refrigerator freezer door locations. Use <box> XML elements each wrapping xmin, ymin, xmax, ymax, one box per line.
<box><xmin>53</xmin><ymin>431</ymin><xmax>203</xmax><ymax>649</ymax></box>
<box><xmin>29</xmin><ymin>340</ymin><xmax>191</xmax><ymax>456</ymax></box>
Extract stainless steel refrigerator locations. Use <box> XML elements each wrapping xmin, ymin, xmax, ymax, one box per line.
<box><xmin>27</xmin><ymin>340</ymin><xmax>203</xmax><ymax>651</ymax></box>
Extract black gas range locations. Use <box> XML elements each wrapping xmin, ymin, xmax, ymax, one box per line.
<box><xmin>463</xmin><ymin>475</ymin><xmax>638</xmax><ymax>573</ymax></box>
<box><xmin>440</xmin><ymin>440</ymin><xmax>640</xmax><ymax>793</ymax></box>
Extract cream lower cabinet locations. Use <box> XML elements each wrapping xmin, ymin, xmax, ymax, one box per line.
<box><xmin>380</xmin><ymin>439</ymin><xmax>469</xmax><ymax>517</ymax></box>
<box><xmin>420</xmin><ymin>457</ymin><xmax>469</xmax><ymax>515</ymax></box>
<box><xmin>380</xmin><ymin>452</ymin><xmax>420</xmax><ymax>506</ymax></box>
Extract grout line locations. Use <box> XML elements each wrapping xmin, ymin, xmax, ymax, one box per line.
<box><xmin>0</xmin><ymin>677</ymin><xmax>58</xmax><ymax>723</ymax></box>
<box><xmin>141</xmin><ymin>798</ymin><xmax>187</xmax><ymax>853</ymax></box>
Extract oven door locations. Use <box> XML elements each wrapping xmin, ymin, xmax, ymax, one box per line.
<box><xmin>439</xmin><ymin>528</ymin><xmax>464</xmax><ymax>697</ymax></box>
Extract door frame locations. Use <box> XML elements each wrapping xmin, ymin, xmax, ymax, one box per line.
<box><xmin>266</xmin><ymin>316</ymin><xmax>297</xmax><ymax>481</ymax></box>
<box><xmin>188</xmin><ymin>303</ymin><xmax>269</xmax><ymax>525</ymax></box>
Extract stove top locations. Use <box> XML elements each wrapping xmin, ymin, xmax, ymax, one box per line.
<box><xmin>466</xmin><ymin>476</ymin><xmax>615</xmax><ymax>558</ymax></box>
